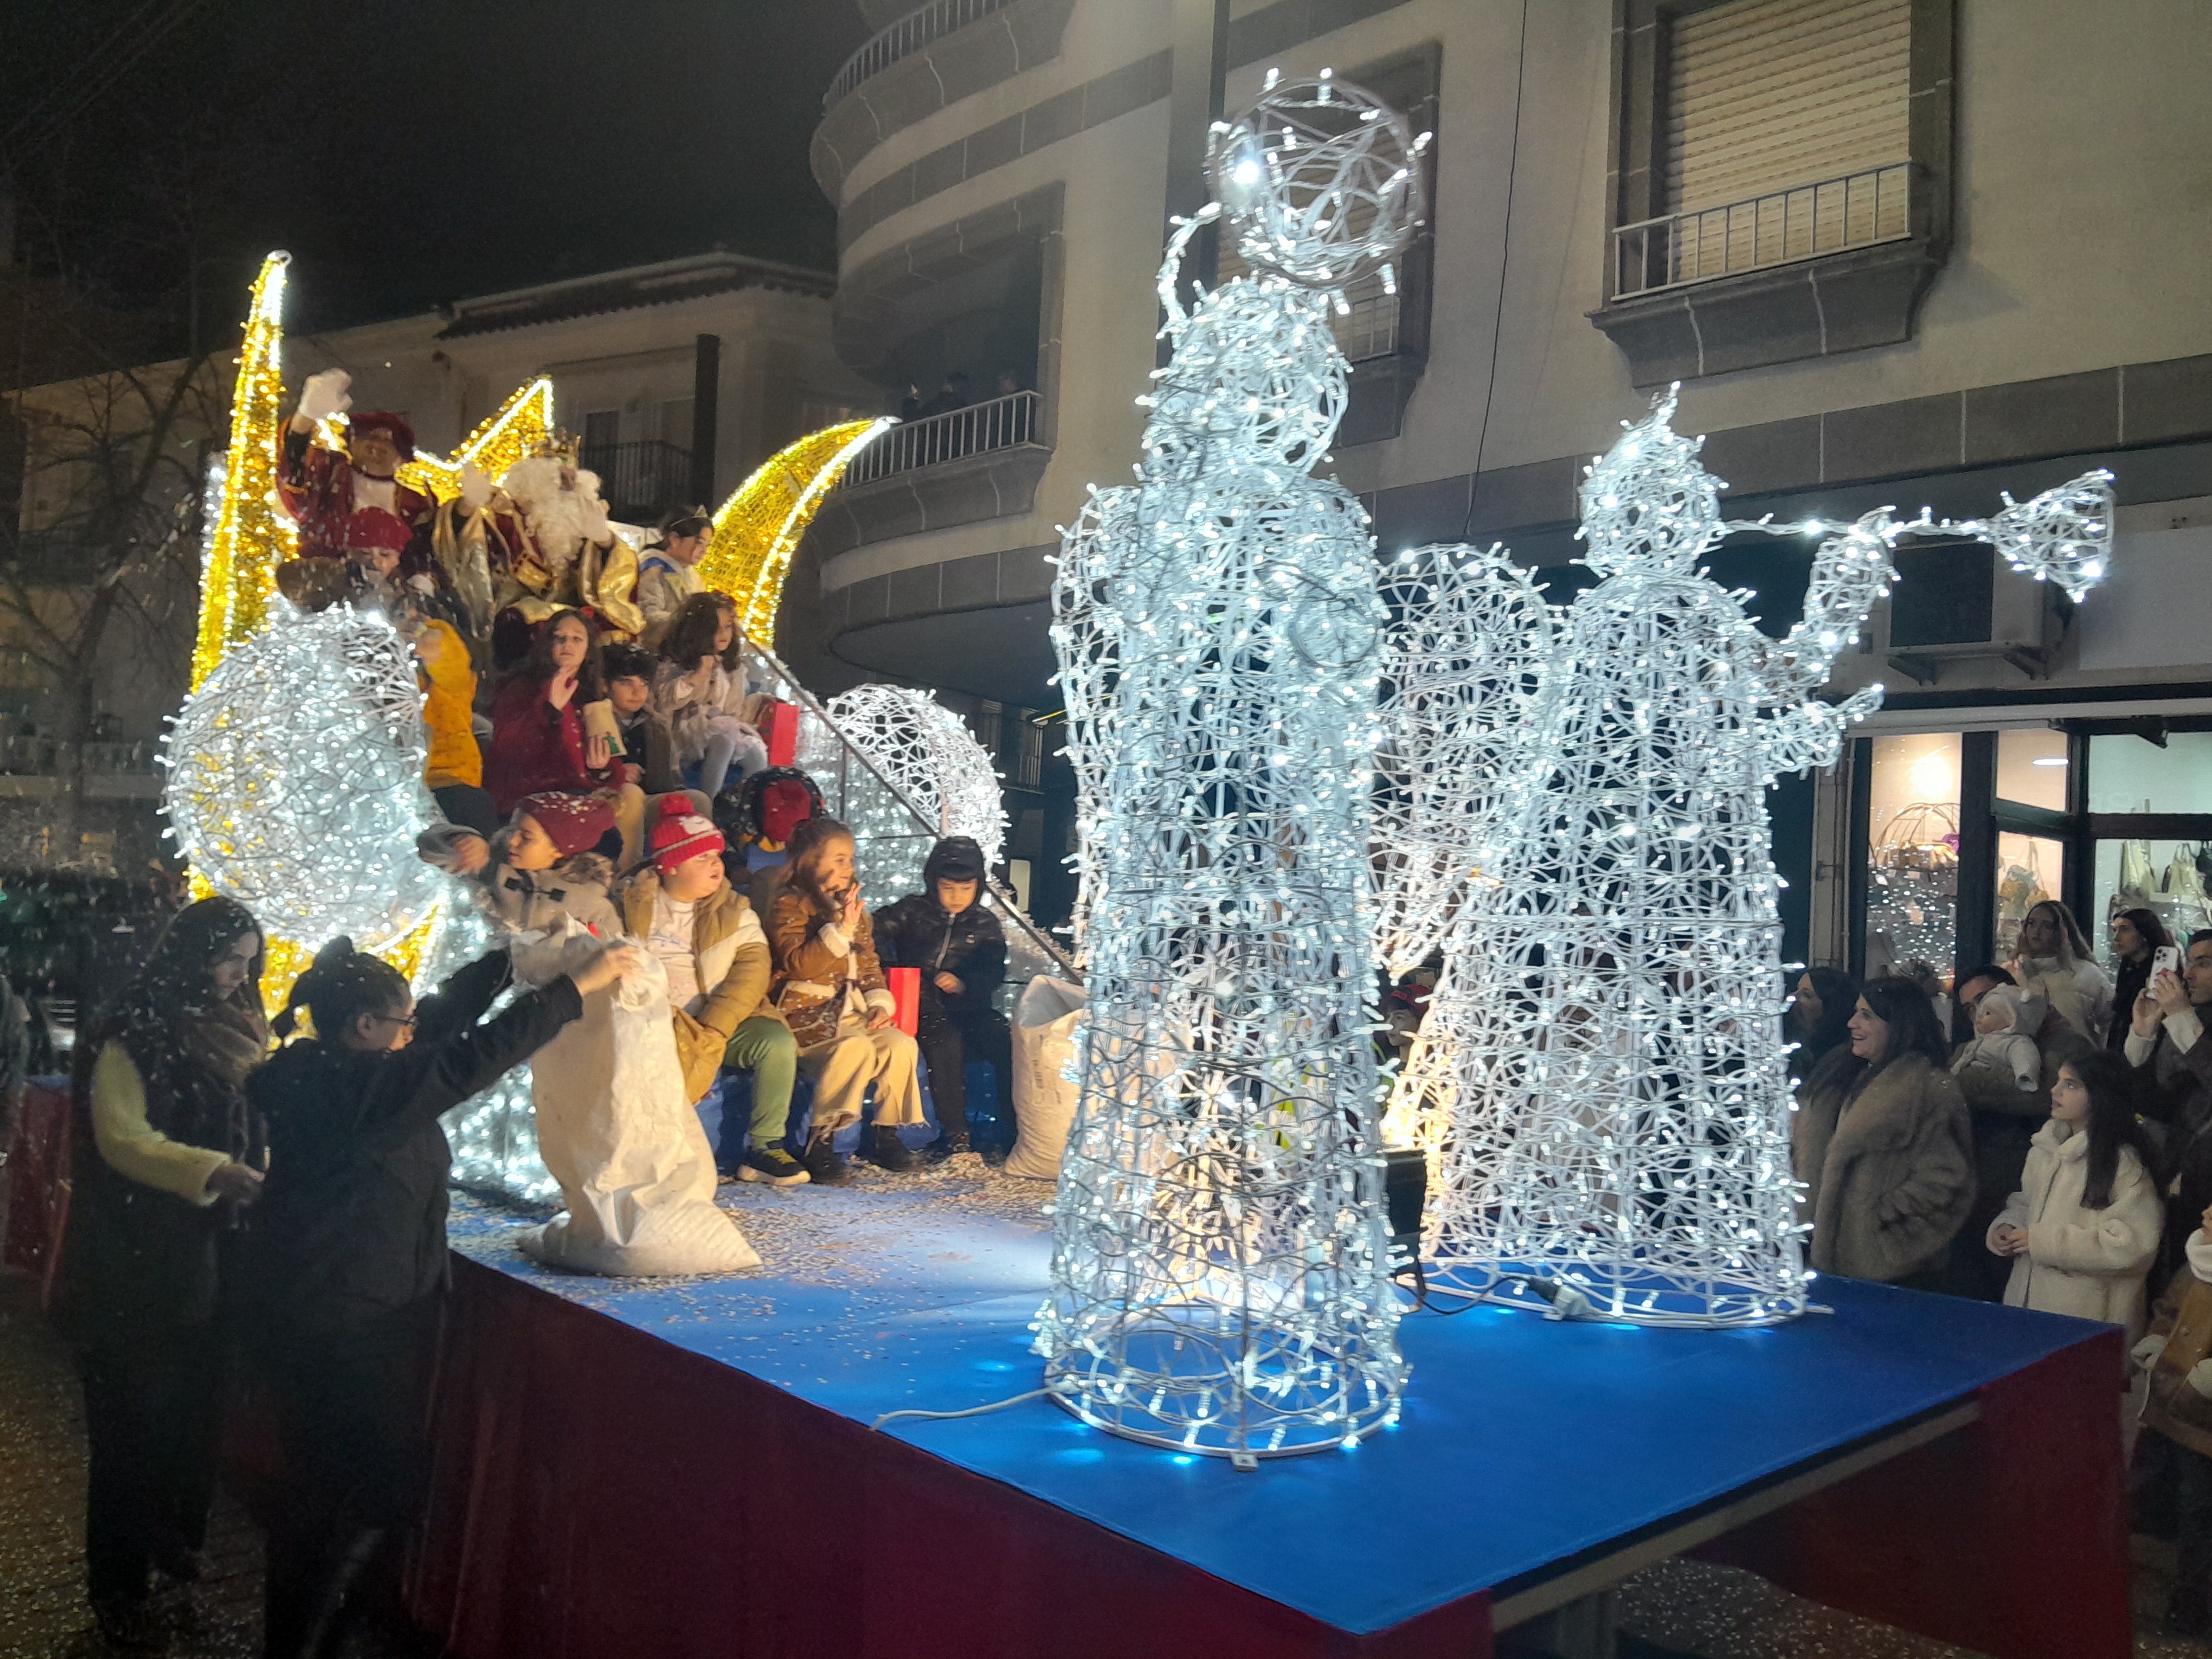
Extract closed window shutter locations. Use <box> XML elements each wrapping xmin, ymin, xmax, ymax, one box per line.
<box><xmin>1664</xmin><ymin>0</ymin><xmax>1909</xmax><ymax>213</ymax></box>
<box><xmin>1657</xmin><ymin>0</ymin><xmax>1910</xmax><ymax>284</ymax></box>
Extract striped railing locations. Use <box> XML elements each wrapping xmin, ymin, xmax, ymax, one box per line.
<box><xmin>826</xmin><ymin>0</ymin><xmax>1014</xmax><ymax>108</ymax></box>
<box><xmin>1612</xmin><ymin>163</ymin><xmax>1912</xmax><ymax>299</ymax></box>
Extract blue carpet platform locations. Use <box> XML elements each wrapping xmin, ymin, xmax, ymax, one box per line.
<box><xmin>411</xmin><ymin>1178</ymin><xmax>2130</xmax><ymax>1659</ymax></box>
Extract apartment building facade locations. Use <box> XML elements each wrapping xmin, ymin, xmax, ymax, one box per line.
<box><xmin>801</xmin><ymin>0</ymin><xmax>2212</xmax><ymax>982</ymax></box>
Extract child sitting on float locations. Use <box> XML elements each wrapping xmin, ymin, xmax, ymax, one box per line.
<box><xmin>417</xmin><ymin>790</ymin><xmax>620</xmax><ymax>938</ymax></box>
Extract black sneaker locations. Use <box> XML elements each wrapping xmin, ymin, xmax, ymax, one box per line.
<box><xmin>980</xmin><ymin>1140</ymin><xmax>1010</xmax><ymax>1168</ymax></box>
<box><xmin>916</xmin><ymin>1133</ymin><xmax>967</xmax><ymax>1166</ymax></box>
<box><xmin>870</xmin><ymin>1126</ymin><xmax>920</xmax><ymax>1172</ymax></box>
<box><xmin>152</xmin><ymin>1541</ymin><xmax>205</xmax><ymax>1583</ymax></box>
<box><xmin>738</xmin><ymin>1146</ymin><xmax>811</xmax><ymax>1187</ymax></box>
<box><xmin>801</xmin><ymin>1133</ymin><xmax>850</xmax><ymax>1186</ymax></box>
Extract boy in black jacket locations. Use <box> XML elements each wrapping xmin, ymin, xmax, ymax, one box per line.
<box><xmin>873</xmin><ymin>836</ymin><xmax>1013</xmax><ymax>1162</ymax></box>
<box><xmin>245</xmin><ymin>935</ymin><xmax>640</xmax><ymax>1658</ymax></box>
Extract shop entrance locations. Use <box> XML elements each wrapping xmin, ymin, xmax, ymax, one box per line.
<box><xmin>1850</xmin><ymin>718</ymin><xmax>2212</xmax><ymax>1001</ymax></box>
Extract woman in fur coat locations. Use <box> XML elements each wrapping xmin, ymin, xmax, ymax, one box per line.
<box><xmin>1803</xmin><ymin>975</ymin><xmax>1976</xmax><ymax>1288</ymax></box>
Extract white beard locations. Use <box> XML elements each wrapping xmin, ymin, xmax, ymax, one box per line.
<box><xmin>500</xmin><ymin>459</ymin><xmax>606</xmax><ymax>565</ymax></box>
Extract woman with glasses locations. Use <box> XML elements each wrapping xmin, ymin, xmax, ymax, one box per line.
<box><xmin>243</xmin><ymin>934</ymin><xmax>642</xmax><ymax>1658</ymax></box>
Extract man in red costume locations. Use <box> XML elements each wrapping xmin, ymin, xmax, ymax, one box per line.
<box><xmin>278</xmin><ymin>369</ymin><xmax>436</xmax><ymax>575</ymax></box>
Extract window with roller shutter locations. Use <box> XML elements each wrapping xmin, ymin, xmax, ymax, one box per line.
<box><xmin>1655</xmin><ymin>0</ymin><xmax>1912</xmax><ymax>289</ymax></box>
<box><xmin>1590</xmin><ymin>0</ymin><xmax>1953</xmax><ymax>385</ymax></box>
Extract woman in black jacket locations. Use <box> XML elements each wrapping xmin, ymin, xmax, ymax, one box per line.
<box><xmin>61</xmin><ymin>897</ymin><xmax>268</xmax><ymax>1647</ymax></box>
<box><xmin>245</xmin><ymin>934</ymin><xmax>640</xmax><ymax>1659</ymax></box>
<box><xmin>873</xmin><ymin>836</ymin><xmax>1012</xmax><ymax>1162</ymax></box>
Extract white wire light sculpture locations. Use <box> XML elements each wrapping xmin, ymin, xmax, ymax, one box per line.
<box><xmin>1036</xmin><ymin>76</ymin><xmax>1421</xmax><ymax>1458</ymax></box>
<box><xmin>815</xmin><ymin>683</ymin><xmax>1006</xmax><ymax>870</ymax></box>
<box><xmin>1384</xmin><ymin>389</ymin><xmax>2115</xmax><ymax>1327</ymax></box>
<box><xmin>163</xmin><ymin>602</ymin><xmax>448</xmax><ymax>950</ymax></box>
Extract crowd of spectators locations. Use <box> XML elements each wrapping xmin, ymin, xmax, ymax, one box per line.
<box><xmin>1784</xmin><ymin>897</ymin><xmax>2212</xmax><ymax>1633</ymax></box>
<box><xmin>896</xmin><ymin>368</ymin><xmax>1026</xmax><ymax>422</ymax></box>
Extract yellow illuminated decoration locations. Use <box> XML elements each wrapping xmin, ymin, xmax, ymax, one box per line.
<box><xmin>395</xmin><ymin>377</ymin><xmax>555</xmax><ymax>501</ymax></box>
<box><xmin>695</xmin><ymin>419</ymin><xmax>891</xmax><ymax>644</ymax></box>
<box><xmin>185</xmin><ymin>256</ymin><xmax>551</xmax><ymax>1017</ymax></box>
<box><xmin>190</xmin><ymin>253</ymin><xmax>295</xmax><ymax>690</ymax></box>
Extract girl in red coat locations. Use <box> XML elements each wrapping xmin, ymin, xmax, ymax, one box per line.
<box><xmin>483</xmin><ymin>609</ymin><xmax>645</xmax><ymax>865</ymax></box>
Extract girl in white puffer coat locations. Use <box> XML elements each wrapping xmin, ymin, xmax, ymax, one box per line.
<box><xmin>1988</xmin><ymin>1048</ymin><xmax>2163</xmax><ymax>1340</ymax></box>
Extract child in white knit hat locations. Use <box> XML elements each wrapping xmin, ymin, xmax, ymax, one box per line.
<box><xmin>1951</xmin><ymin>982</ymin><xmax>2044</xmax><ymax>1092</ymax></box>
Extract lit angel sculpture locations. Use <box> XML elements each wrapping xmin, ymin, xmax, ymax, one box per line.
<box><xmin>1038</xmin><ymin>73</ymin><xmax>1424</xmax><ymax>1457</ymax></box>
<box><xmin>1388</xmin><ymin>390</ymin><xmax>2113</xmax><ymax>1326</ymax></box>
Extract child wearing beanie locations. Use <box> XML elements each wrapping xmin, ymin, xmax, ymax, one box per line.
<box><xmin>615</xmin><ymin>798</ymin><xmax>806</xmax><ymax>1186</ymax></box>
<box><xmin>416</xmin><ymin>791</ymin><xmax>621</xmax><ymax>937</ymax></box>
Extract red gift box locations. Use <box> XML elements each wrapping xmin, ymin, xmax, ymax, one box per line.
<box><xmin>765</xmin><ymin>701</ymin><xmax>799</xmax><ymax>768</ymax></box>
<box><xmin>886</xmin><ymin>966</ymin><xmax>921</xmax><ymax>1037</ymax></box>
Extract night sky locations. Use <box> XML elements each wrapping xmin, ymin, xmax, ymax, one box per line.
<box><xmin>3</xmin><ymin>0</ymin><xmax>871</xmax><ymax>337</ymax></box>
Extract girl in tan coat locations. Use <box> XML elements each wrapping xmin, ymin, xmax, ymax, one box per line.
<box><xmin>767</xmin><ymin>816</ymin><xmax>924</xmax><ymax>1184</ymax></box>
<box><xmin>1988</xmin><ymin>1049</ymin><xmax>2161</xmax><ymax>1339</ymax></box>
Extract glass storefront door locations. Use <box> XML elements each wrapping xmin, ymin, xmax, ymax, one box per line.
<box><xmin>1864</xmin><ymin>734</ymin><xmax>1961</xmax><ymax>985</ymax></box>
<box><xmin>1852</xmin><ymin>719</ymin><xmax>2212</xmax><ymax>986</ymax></box>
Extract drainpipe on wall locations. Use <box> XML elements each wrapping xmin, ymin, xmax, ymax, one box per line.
<box><xmin>690</xmin><ymin>333</ymin><xmax>720</xmax><ymax>505</ymax></box>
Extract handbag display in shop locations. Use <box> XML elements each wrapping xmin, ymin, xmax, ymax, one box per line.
<box><xmin>1868</xmin><ymin>802</ymin><xmax>1959</xmax><ymax>982</ymax></box>
<box><xmin>2110</xmin><ymin>839</ymin><xmax>2212</xmax><ymax>941</ymax></box>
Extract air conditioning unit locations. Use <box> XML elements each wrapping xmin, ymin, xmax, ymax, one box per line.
<box><xmin>1884</xmin><ymin>541</ymin><xmax>2069</xmax><ymax>684</ymax></box>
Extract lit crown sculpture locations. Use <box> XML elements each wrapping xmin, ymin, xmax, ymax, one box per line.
<box><xmin>1038</xmin><ymin>73</ymin><xmax>1424</xmax><ymax>1457</ymax></box>
<box><xmin>1379</xmin><ymin>389</ymin><xmax>2115</xmax><ymax>1326</ymax></box>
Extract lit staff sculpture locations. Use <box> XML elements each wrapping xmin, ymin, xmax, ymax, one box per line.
<box><xmin>1038</xmin><ymin>74</ymin><xmax>1423</xmax><ymax>1457</ymax></box>
<box><xmin>1388</xmin><ymin>390</ymin><xmax>2114</xmax><ymax>1327</ymax></box>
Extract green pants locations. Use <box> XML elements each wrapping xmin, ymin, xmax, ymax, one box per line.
<box><xmin>723</xmin><ymin>1016</ymin><xmax>798</xmax><ymax>1148</ymax></box>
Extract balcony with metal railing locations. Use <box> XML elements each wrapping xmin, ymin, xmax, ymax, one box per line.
<box><xmin>1612</xmin><ymin>164</ymin><xmax>1913</xmax><ymax>300</ymax></box>
<box><xmin>839</xmin><ymin>390</ymin><xmax>1042</xmax><ymax>488</ymax></box>
<box><xmin>578</xmin><ymin>439</ymin><xmax>693</xmax><ymax>522</ymax></box>
<box><xmin>826</xmin><ymin>0</ymin><xmax>1014</xmax><ymax>107</ymax></box>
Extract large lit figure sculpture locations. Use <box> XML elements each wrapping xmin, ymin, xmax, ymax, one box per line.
<box><xmin>1037</xmin><ymin>75</ymin><xmax>1422</xmax><ymax>1456</ymax></box>
<box><xmin>1392</xmin><ymin>391</ymin><xmax>2114</xmax><ymax>1326</ymax></box>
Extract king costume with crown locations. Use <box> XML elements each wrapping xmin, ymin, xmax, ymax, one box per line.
<box><xmin>431</xmin><ymin>430</ymin><xmax>646</xmax><ymax>658</ymax></box>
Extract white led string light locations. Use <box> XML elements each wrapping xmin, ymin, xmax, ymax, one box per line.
<box><xmin>815</xmin><ymin>684</ymin><xmax>1006</xmax><ymax>871</ymax></box>
<box><xmin>163</xmin><ymin>602</ymin><xmax>449</xmax><ymax>949</ymax></box>
<box><xmin>1036</xmin><ymin>76</ymin><xmax>1420</xmax><ymax>1458</ymax></box>
<box><xmin>1382</xmin><ymin>389</ymin><xmax>2115</xmax><ymax>1327</ymax></box>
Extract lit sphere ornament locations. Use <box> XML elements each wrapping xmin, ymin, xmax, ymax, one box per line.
<box><xmin>1208</xmin><ymin>71</ymin><xmax>1427</xmax><ymax>288</ymax></box>
<box><xmin>163</xmin><ymin>600</ymin><xmax>445</xmax><ymax>950</ymax></box>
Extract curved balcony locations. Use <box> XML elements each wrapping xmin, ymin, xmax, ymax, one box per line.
<box><xmin>811</xmin><ymin>0</ymin><xmax>1079</xmax><ymax>200</ymax></box>
<box><xmin>827</xmin><ymin>0</ymin><xmax>1017</xmax><ymax>109</ymax></box>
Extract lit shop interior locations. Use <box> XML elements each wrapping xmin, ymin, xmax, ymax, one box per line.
<box><xmin>1852</xmin><ymin>721</ymin><xmax>2212</xmax><ymax>994</ymax></box>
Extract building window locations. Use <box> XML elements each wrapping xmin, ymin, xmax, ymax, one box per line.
<box><xmin>1634</xmin><ymin>0</ymin><xmax>1911</xmax><ymax>294</ymax></box>
<box><xmin>582</xmin><ymin>409</ymin><xmax>621</xmax><ymax>451</ymax></box>
<box><xmin>1592</xmin><ymin>0</ymin><xmax>1952</xmax><ymax>384</ymax></box>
